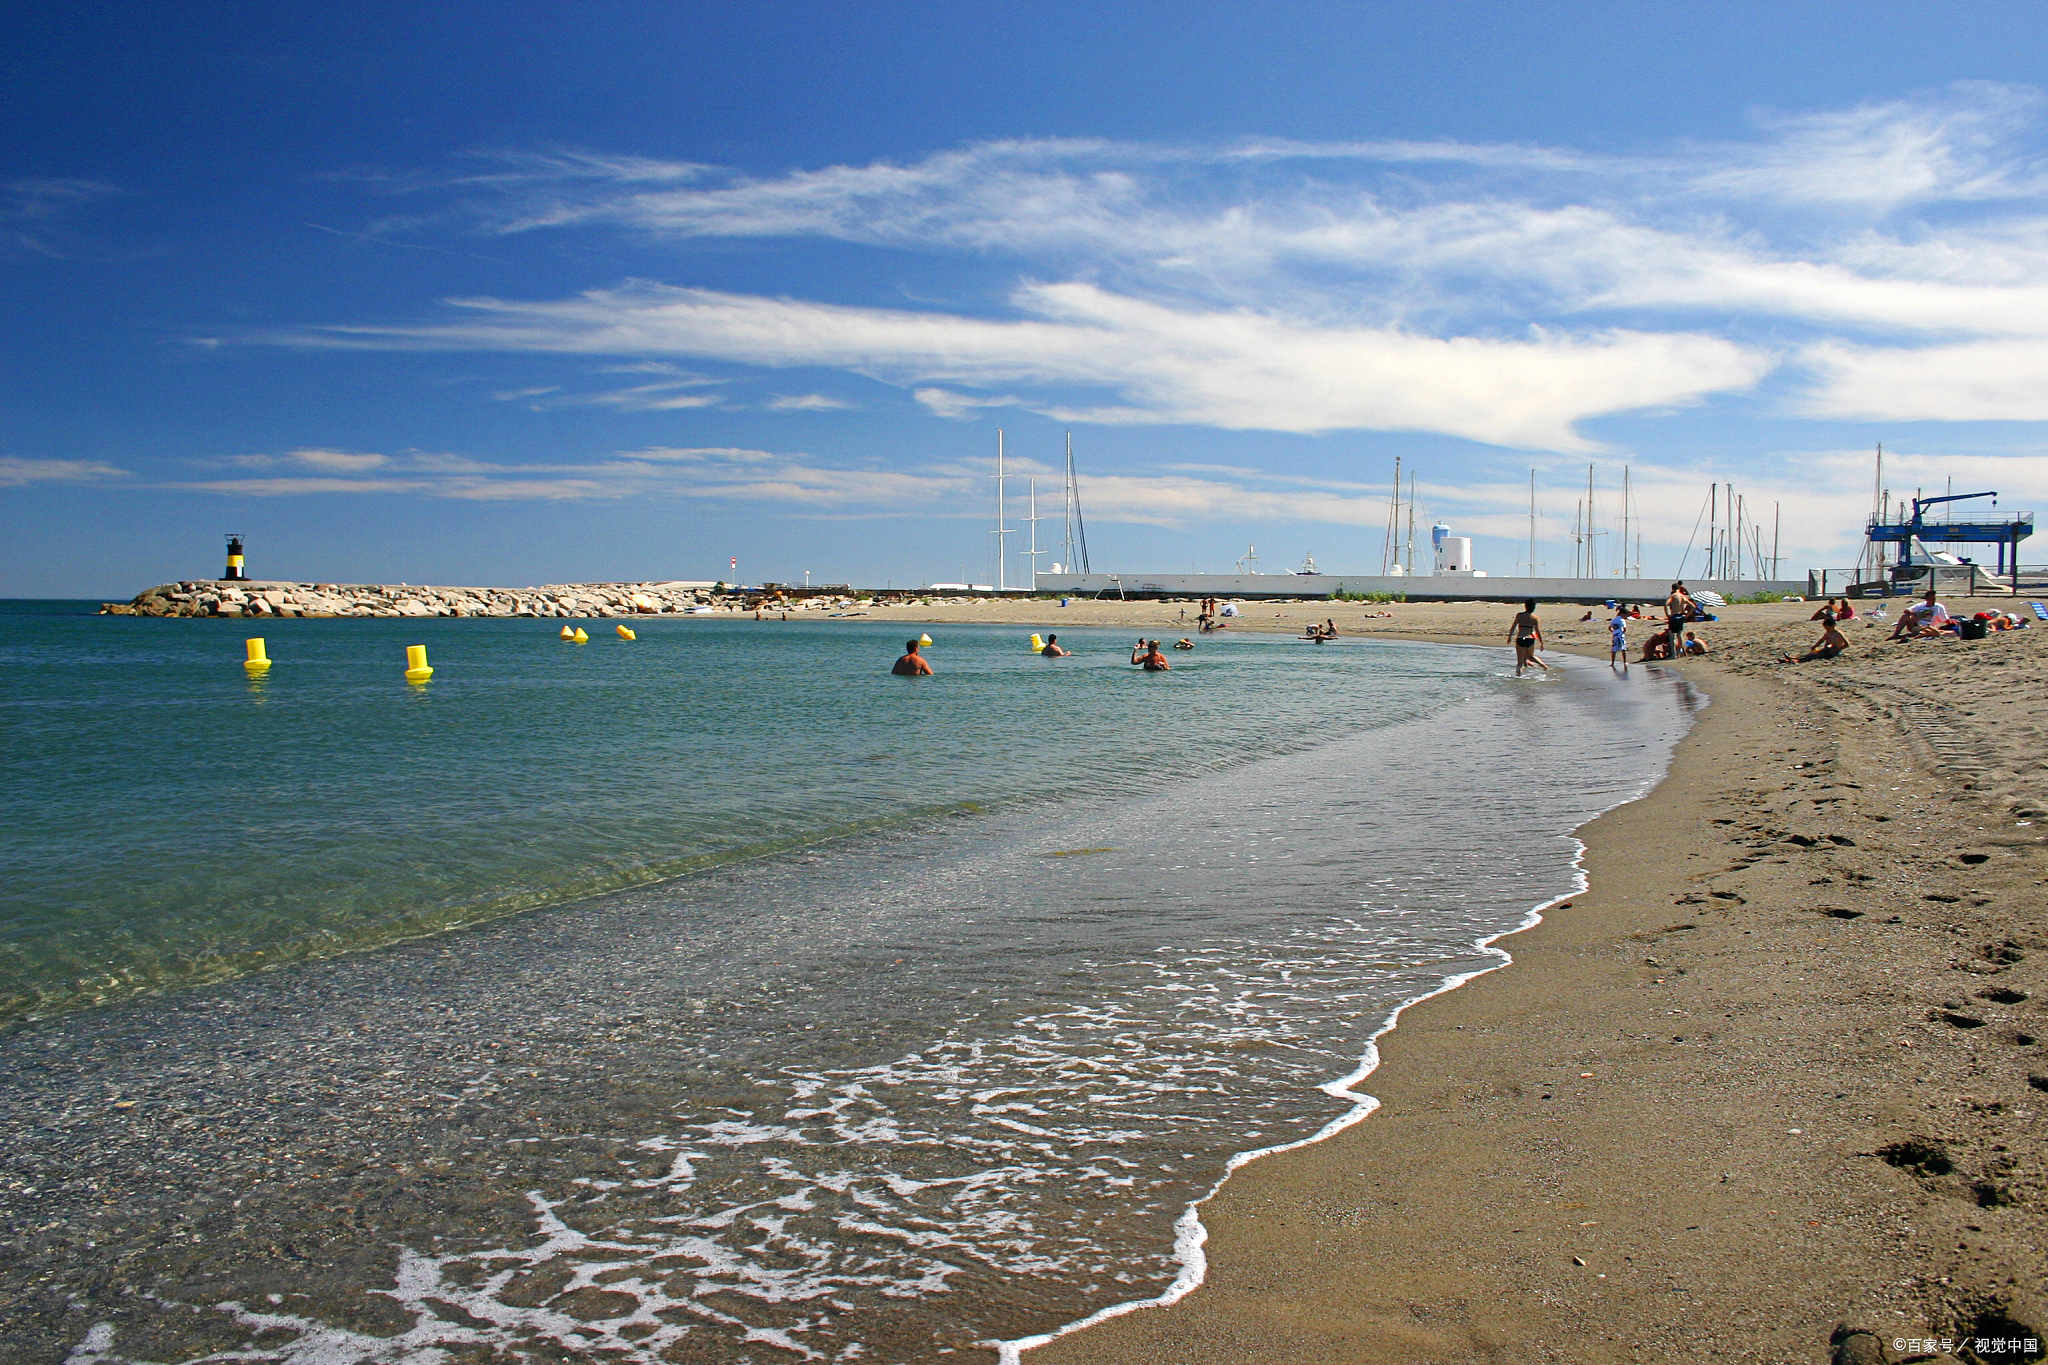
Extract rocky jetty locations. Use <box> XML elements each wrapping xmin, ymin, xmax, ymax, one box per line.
<box><xmin>97</xmin><ymin>581</ymin><xmax>939</xmax><ymax>619</ymax></box>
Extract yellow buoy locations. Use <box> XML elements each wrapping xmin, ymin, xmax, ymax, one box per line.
<box><xmin>404</xmin><ymin>644</ymin><xmax>433</xmax><ymax>683</ymax></box>
<box><xmin>572</xmin><ymin>628</ymin><xmax>589</xmax><ymax>643</ymax></box>
<box><xmin>243</xmin><ymin>637</ymin><xmax>271</xmax><ymax>674</ymax></box>
<box><xmin>1029</xmin><ymin>633</ymin><xmax>1045</xmax><ymax>653</ymax></box>
<box><xmin>559</xmin><ymin>624</ymin><xmax>575</xmax><ymax>640</ymax></box>
<box><xmin>615</xmin><ymin>624</ymin><xmax>636</xmax><ymax>640</ymax></box>
<box><xmin>918</xmin><ymin>633</ymin><xmax>933</xmax><ymax>646</ymax></box>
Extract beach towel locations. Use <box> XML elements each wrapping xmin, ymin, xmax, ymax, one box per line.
<box><xmin>2032</xmin><ymin>601</ymin><xmax>2048</xmax><ymax>621</ymax></box>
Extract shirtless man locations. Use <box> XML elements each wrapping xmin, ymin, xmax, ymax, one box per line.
<box><xmin>892</xmin><ymin>639</ymin><xmax>933</xmax><ymax>675</ymax></box>
<box><xmin>1130</xmin><ymin>638</ymin><xmax>1171</xmax><ymax>671</ymax></box>
<box><xmin>1040</xmin><ymin>633</ymin><xmax>1069</xmax><ymax>657</ymax></box>
<box><xmin>1783</xmin><ymin>617</ymin><xmax>1849</xmax><ymax>663</ymax></box>
<box><xmin>1508</xmin><ymin>599</ymin><xmax>1548</xmax><ymax>675</ymax></box>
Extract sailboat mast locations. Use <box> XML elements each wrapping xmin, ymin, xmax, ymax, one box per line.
<box><xmin>1405</xmin><ymin>471</ymin><xmax>1417</xmax><ymax>575</ymax></box>
<box><xmin>993</xmin><ymin>430</ymin><xmax>1007</xmax><ymax>592</ymax></box>
<box><xmin>1380</xmin><ymin>456</ymin><xmax>1401</xmax><ymax>574</ymax></box>
<box><xmin>1527</xmin><ymin>468</ymin><xmax>1537</xmax><ymax>577</ymax></box>
<box><xmin>1067</xmin><ymin>432</ymin><xmax>1091</xmax><ymax>574</ymax></box>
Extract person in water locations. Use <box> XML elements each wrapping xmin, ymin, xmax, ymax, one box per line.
<box><xmin>892</xmin><ymin>639</ymin><xmax>933</xmax><ymax>675</ymax></box>
<box><xmin>1040</xmin><ymin>633</ymin><xmax>1068</xmax><ymax>657</ymax></box>
<box><xmin>1173</xmin><ymin>637</ymin><xmax>1195</xmax><ymax>650</ymax></box>
<box><xmin>1131</xmin><ymin>638</ymin><xmax>1171</xmax><ymax>670</ymax></box>
<box><xmin>1509</xmin><ymin>599</ymin><xmax>1548</xmax><ymax>675</ymax></box>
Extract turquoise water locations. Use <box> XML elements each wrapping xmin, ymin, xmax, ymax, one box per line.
<box><xmin>1</xmin><ymin>611</ymin><xmax>1470</xmax><ymax>1024</ymax></box>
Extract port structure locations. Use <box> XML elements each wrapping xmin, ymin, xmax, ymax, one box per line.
<box><xmin>1866</xmin><ymin>491</ymin><xmax>2033</xmax><ymax>591</ymax></box>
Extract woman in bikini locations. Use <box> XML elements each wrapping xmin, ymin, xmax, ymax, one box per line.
<box><xmin>1508</xmin><ymin>599</ymin><xmax>1548</xmax><ymax>675</ymax></box>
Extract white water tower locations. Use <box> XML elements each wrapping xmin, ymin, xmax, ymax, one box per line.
<box><xmin>1435</xmin><ymin>526</ymin><xmax>1484</xmax><ymax>577</ymax></box>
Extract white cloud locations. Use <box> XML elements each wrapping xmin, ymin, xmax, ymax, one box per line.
<box><xmin>294</xmin><ymin>281</ymin><xmax>1765</xmax><ymax>451</ymax></box>
<box><xmin>0</xmin><ymin>456</ymin><xmax>127</xmax><ymax>486</ymax></box>
<box><xmin>294</xmin><ymin>84</ymin><xmax>2048</xmax><ymax>433</ymax></box>
<box><xmin>1798</xmin><ymin>338</ymin><xmax>2048</xmax><ymax>421</ymax></box>
<box><xmin>767</xmin><ymin>393</ymin><xmax>855</xmax><ymax>411</ymax></box>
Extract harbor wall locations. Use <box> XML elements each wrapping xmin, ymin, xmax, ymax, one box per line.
<box><xmin>1030</xmin><ymin>573</ymin><xmax>1809</xmax><ymax>605</ymax></box>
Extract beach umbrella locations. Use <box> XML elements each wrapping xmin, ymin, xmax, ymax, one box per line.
<box><xmin>1692</xmin><ymin>590</ymin><xmax>1727</xmax><ymax>608</ymax></box>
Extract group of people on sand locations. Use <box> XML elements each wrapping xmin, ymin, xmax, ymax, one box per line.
<box><xmin>1302</xmin><ymin>618</ymin><xmax>1341</xmax><ymax>642</ymax></box>
<box><xmin>1191</xmin><ymin>597</ymin><xmax>1237</xmax><ymax>634</ymax></box>
<box><xmin>1883</xmin><ymin>588</ymin><xmax>2031</xmax><ymax>642</ymax></box>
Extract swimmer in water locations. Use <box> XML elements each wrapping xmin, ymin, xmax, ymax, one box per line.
<box><xmin>892</xmin><ymin>639</ymin><xmax>933</xmax><ymax>676</ymax></box>
<box><xmin>1173</xmin><ymin>637</ymin><xmax>1194</xmax><ymax>650</ymax></box>
<box><xmin>1040</xmin><ymin>633</ymin><xmax>1068</xmax><ymax>657</ymax></box>
<box><xmin>1509</xmin><ymin>599</ymin><xmax>1548</xmax><ymax>675</ymax></box>
<box><xmin>1130</xmin><ymin>638</ymin><xmax>1171</xmax><ymax>671</ymax></box>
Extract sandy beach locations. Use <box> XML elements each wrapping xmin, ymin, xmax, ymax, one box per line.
<box><xmin>844</xmin><ymin>595</ymin><xmax>2047</xmax><ymax>1363</ymax></box>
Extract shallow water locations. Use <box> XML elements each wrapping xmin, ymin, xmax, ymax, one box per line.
<box><xmin>0</xmin><ymin>616</ymin><xmax>1697</xmax><ymax>1363</ymax></box>
<box><xmin>5</xmin><ymin>615</ymin><xmax>1468</xmax><ymax>1024</ymax></box>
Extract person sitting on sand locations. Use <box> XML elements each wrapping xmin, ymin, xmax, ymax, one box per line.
<box><xmin>1509</xmin><ymin>599</ymin><xmax>1548</xmax><ymax>675</ymax></box>
<box><xmin>1682</xmin><ymin>630</ymin><xmax>1708</xmax><ymax>656</ymax></box>
<box><xmin>1173</xmin><ymin>637</ymin><xmax>1194</xmax><ymax>650</ymax></box>
<box><xmin>1131</xmin><ymin>638</ymin><xmax>1171</xmax><ymax>671</ymax></box>
<box><xmin>1835</xmin><ymin>600</ymin><xmax>1855</xmax><ymax>619</ymax></box>
<box><xmin>1641</xmin><ymin>626</ymin><xmax>1676</xmax><ymax>661</ymax></box>
<box><xmin>1810</xmin><ymin>598</ymin><xmax>1842</xmax><ymax>622</ymax></box>
<box><xmin>892</xmin><ymin>639</ymin><xmax>933</xmax><ymax>675</ymax></box>
<box><xmin>1782</xmin><ymin>617</ymin><xmax>1849</xmax><ymax>663</ymax></box>
<box><xmin>1323</xmin><ymin>618</ymin><xmax>1339</xmax><ymax>637</ymax></box>
<box><xmin>1892</xmin><ymin>588</ymin><xmax>1952</xmax><ymax>640</ymax></box>
<box><xmin>1040</xmin><ymin>633</ymin><xmax>1068</xmax><ymax>657</ymax></box>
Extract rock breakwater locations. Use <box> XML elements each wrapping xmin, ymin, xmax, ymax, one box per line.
<box><xmin>98</xmin><ymin>581</ymin><xmax>924</xmax><ymax>619</ymax></box>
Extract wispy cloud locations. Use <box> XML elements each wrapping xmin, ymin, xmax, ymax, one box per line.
<box><xmin>266</xmin><ymin>82</ymin><xmax>2048</xmax><ymax>442</ymax></box>
<box><xmin>286</xmin><ymin>281</ymin><xmax>1765</xmax><ymax>451</ymax></box>
<box><xmin>0</xmin><ymin>455</ymin><xmax>129</xmax><ymax>486</ymax></box>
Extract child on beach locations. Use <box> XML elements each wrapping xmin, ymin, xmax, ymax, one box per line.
<box><xmin>1683</xmin><ymin>631</ymin><xmax>1708</xmax><ymax>655</ymax></box>
<box><xmin>1608</xmin><ymin>609</ymin><xmax>1628</xmax><ymax>665</ymax></box>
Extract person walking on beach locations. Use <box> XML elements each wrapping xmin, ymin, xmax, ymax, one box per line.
<box><xmin>1131</xmin><ymin>638</ymin><xmax>1171</xmax><ymax>671</ymax></box>
<box><xmin>892</xmin><ymin>639</ymin><xmax>933</xmax><ymax>675</ymax></box>
<box><xmin>1040</xmin><ymin>633</ymin><xmax>1069</xmax><ymax>657</ymax></box>
<box><xmin>1608</xmin><ymin>608</ymin><xmax>1629</xmax><ymax>667</ymax></box>
<box><xmin>1509</xmin><ymin>599</ymin><xmax>1548</xmax><ymax>675</ymax></box>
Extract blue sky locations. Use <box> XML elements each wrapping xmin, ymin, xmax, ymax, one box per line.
<box><xmin>9</xmin><ymin>2</ymin><xmax>2048</xmax><ymax>595</ymax></box>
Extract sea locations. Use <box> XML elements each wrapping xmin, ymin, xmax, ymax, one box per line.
<box><xmin>0</xmin><ymin>604</ymin><xmax>1698</xmax><ymax>1364</ymax></box>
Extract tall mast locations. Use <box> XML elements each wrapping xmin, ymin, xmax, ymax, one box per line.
<box><xmin>1380</xmin><ymin>456</ymin><xmax>1401</xmax><ymax>574</ymax></box>
<box><xmin>1066</xmin><ymin>431</ymin><xmax>1091</xmax><ymax>574</ymax></box>
<box><xmin>1527</xmin><ymin>469</ymin><xmax>1537</xmax><ymax>576</ymax></box>
<box><xmin>1708</xmin><ymin>483</ymin><xmax>1717</xmax><ymax>579</ymax></box>
<box><xmin>1024</xmin><ymin>477</ymin><xmax>1043</xmax><ymax>587</ymax></box>
<box><xmin>1585</xmin><ymin>463</ymin><xmax>1597</xmax><ymax>579</ymax></box>
<box><xmin>1772</xmin><ymin>501</ymin><xmax>1781</xmax><ymax>580</ymax></box>
<box><xmin>1621</xmin><ymin>465</ymin><xmax>1631</xmax><ymax>577</ymax></box>
<box><xmin>993</xmin><ymin>430</ymin><xmax>1009</xmax><ymax>592</ymax></box>
<box><xmin>1405</xmin><ymin>471</ymin><xmax>1417</xmax><ymax>575</ymax></box>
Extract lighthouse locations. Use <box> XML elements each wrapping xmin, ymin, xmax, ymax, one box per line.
<box><xmin>223</xmin><ymin>534</ymin><xmax>248</xmax><ymax>581</ymax></box>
